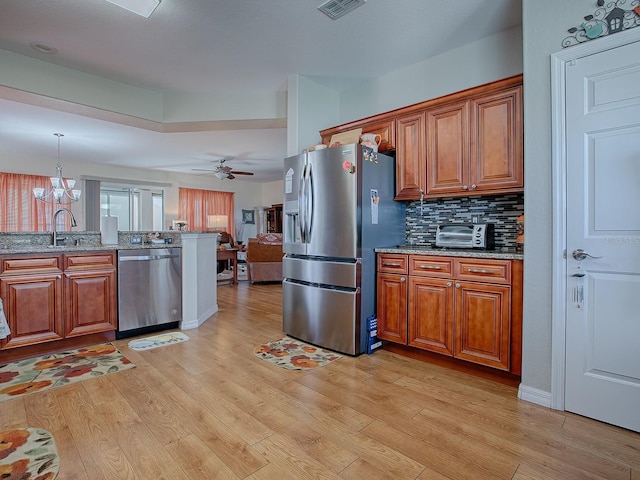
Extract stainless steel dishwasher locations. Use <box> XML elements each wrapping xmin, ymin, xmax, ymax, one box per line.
<box><xmin>117</xmin><ymin>248</ymin><xmax>182</xmax><ymax>338</ymax></box>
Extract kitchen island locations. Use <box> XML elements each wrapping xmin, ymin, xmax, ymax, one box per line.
<box><xmin>0</xmin><ymin>231</ymin><xmax>217</xmax><ymax>363</ymax></box>
<box><xmin>375</xmin><ymin>246</ymin><xmax>523</xmax><ymax>386</ymax></box>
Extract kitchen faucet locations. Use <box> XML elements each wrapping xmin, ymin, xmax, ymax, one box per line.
<box><xmin>52</xmin><ymin>208</ymin><xmax>77</xmax><ymax>246</ymax></box>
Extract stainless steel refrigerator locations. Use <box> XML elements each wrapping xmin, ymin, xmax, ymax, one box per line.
<box><xmin>282</xmin><ymin>144</ymin><xmax>406</xmax><ymax>355</ymax></box>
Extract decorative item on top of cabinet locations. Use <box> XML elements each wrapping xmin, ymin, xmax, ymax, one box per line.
<box><xmin>320</xmin><ymin>116</ymin><xmax>396</xmax><ymax>152</ymax></box>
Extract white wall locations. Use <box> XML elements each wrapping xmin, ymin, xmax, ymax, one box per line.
<box><xmin>287</xmin><ymin>75</ymin><xmax>340</xmax><ymax>156</ymax></box>
<box><xmin>0</xmin><ymin>50</ymin><xmax>164</xmax><ymax>121</ymax></box>
<box><xmin>520</xmin><ymin>0</ymin><xmax>597</xmax><ymax>393</ymax></box>
<box><xmin>339</xmin><ymin>26</ymin><xmax>523</xmax><ymax>123</ymax></box>
<box><xmin>163</xmin><ymin>91</ymin><xmax>287</xmax><ymax>122</ymax></box>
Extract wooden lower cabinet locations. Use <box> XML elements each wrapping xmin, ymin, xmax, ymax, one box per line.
<box><xmin>64</xmin><ymin>269</ymin><xmax>117</xmax><ymax>337</ymax></box>
<box><xmin>408</xmin><ymin>276</ymin><xmax>454</xmax><ymax>356</ymax></box>
<box><xmin>377</xmin><ymin>253</ymin><xmax>522</xmax><ymax>374</ymax></box>
<box><xmin>64</xmin><ymin>251</ymin><xmax>117</xmax><ymax>338</ymax></box>
<box><xmin>377</xmin><ymin>272</ymin><xmax>407</xmax><ymax>343</ymax></box>
<box><xmin>376</xmin><ymin>253</ymin><xmax>408</xmax><ymax>343</ymax></box>
<box><xmin>454</xmin><ymin>281</ymin><xmax>510</xmax><ymax>370</ymax></box>
<box><xmin>0</xmin><ymin>251</ymin><xmax>117</xmax><ymax>357</ymax></box>
<box><xmin>0</xmin><ymin>272</ymin><xmax>64</xmax><ymax>349</ymax></box>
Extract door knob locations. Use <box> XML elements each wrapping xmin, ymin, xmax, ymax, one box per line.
<box><xmin>572</xmin><ymin>249</ymin><xmax>602</xmax><ymax>261</ymax></box>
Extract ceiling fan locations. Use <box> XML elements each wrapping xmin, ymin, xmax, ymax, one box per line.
<box><xmin>191</xmin><ymin>157</ymin><xmax>254</xmax><ymax>180</ymax></box>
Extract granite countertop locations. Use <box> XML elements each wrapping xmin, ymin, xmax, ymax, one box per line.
<box><xmin>376</xmin><ymin>245</ymin><xmax>523</xmax><ymax>260</ymax></box>
<box><xmin>0</xmin><ymin>243</ymin><xmax>181</xmax><ymax>255</ymax></box>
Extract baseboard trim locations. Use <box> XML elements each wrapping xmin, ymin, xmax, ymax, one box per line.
<box><xmin>180</xmin><ymin>304</ymin><xmax>218</xmax><ymax>330</ymax></box>
<box><xmin>518</xmin><ymin>384</ymin><xmax>552</xmax><ymax>408</ymax></box>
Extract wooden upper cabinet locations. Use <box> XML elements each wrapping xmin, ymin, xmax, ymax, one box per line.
<box><xmin>318</xmin><ymin>75</ymin><xmax>523</xmax><ymax>200</ymax></box>
<box><xmin>424</xmin><ymin>84</ymin><xmax>523</xmax><ymax>197</ymax></box>
<box><xmin>469</xmin><ymin>85</ymin><xmax>523</xmax><ymax>192</ymax></box>
<box><xmin>426</xmin><ymin>100</ymin><xmax>469</xmax><ymax>196</ymax></box>
<box><xmin>394</xmin><ymin>111</ymin><xmax>425</xmax><ymax>200</ymax></box>
<box><xmin>361</xmin><ymin>118</ymin><xmax>396</xmax><ymax>151</ymax></box>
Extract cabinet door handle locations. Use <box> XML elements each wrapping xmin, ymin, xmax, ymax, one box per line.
<box><xmin>468</xmin><ymin>268</ymin><xmax>494</xmax><ymax>274</ymax></box>
<box><xmin>419</xmin><ymin>264</ymin><xmax>441</xmax><ymax>270</ymax></box>
<box><xmin>462</xmin><ymin>185</ymin><xmax>469</xmax><ymax>190</ymax></box>
<box><xmin>382</xmin><ymin>262</ymin><xmax>402</xmax><ymax>267</ymax></box>
<box><xmin>455</xmin><ymin>283</ymin><xmax>461</xmax><ymax>288</ymax></box>
<box><xmin>446</xmin><ymin>282</ymin><xmax>452</xmax><ymax>287</ymax></box>
<box><xmin>470</xmin><ymin>184</ymin><xmax>477</xmax><ymax>190</ymax></box>
<box><xmin>400</xmin><ymin>277</ymin><xmax>405</xmax><ymax>282</ymax></box>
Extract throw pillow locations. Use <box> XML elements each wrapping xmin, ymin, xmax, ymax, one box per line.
<box><xmin>256</xmin><ymin>233</ymin><xmax>282</xmax><ymax>245</ymax></box>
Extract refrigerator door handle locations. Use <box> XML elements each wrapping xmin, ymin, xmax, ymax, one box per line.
<box><xmin>299</xmin><ymin>163</ymin><xmax>307</xmax><ymax>243</ymax></box>
<box><xmin>306</xmin><ymin>163</ymin><xmax>313</xmax><ymax>242</ymax></box>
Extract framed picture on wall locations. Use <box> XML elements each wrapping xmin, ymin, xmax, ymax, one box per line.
<box><xmin>242</xmin><ymin>209</ymin><xmax>255</xmax><ymax>224</ymax></box>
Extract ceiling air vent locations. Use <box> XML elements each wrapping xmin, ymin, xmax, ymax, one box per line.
<box><xmin>317</xmin><ymin>0</ymin><xmax>366</xmax><ymax>20</ymax></box>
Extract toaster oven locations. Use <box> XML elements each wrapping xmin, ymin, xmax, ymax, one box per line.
<box><xmin>435</xmin><ymin>224</ymin><xmax>495</xmax><ymax>249</ymax></box>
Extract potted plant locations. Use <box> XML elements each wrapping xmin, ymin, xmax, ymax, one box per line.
<box><xmin>235</xmin><ymin>221</ymin><xmax>245</xmax><ymax>247</ymax></box>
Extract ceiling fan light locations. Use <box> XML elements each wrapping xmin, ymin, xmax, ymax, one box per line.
<box><xmin>215</xmin><ymin>171</ymin><xmax>228</xmax><ymax>179</ymax></box>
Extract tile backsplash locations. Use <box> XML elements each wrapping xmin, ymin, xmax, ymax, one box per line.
<box><xmin>405</xmin><ymin>193</ymin><xmax>524</xmax><ymax>248</ymax></box>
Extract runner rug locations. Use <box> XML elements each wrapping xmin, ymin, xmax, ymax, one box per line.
<box><xmin>128</xmin><ymin>331</ymin><xmax>189</xmax><ymax>351</ymax></box>
<box><xmin>254</xmin><ymin>337</ymin><xmax>342</xmax><ymax>370</ymax></box>
<box><xmin>0</xmin><ymin>343</ymin><xmax>134</xmax><ymax>402</ymax></box>
<box><xmin>0</xmin><ymin>428</ymin><xmax>59</xmax><ymax>479</ymax></box>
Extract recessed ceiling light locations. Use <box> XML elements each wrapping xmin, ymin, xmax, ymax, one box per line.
<box><xmin>29</xmin><ymin>42</ymin><xmax>57</xmax><ymax>54</ymax></box>
<box><xmin>104</xmin><ymin>0</ymin><xmax>160</xmax><ymax>18</ymax></box>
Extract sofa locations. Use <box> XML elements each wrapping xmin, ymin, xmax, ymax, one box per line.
<box><xmin>246</xmin><ymin>233</ymin><xmax>283</xmax><ymax>283</ymax></box>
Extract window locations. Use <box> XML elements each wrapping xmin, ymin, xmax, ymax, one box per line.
<box><xmin>101</xmin><ymin>187</ymin><xmax>133</xmax><ymax>230</ymax></box>
<box><xmin>179</xmin><ymin>187</ymin><xmax>234</xmax><ymax>233</ymax></box>
<box><xmin>0</xmin><ymin>171</ymin><xmax>62</xmax><ymax>231</ymax></box>
<box><xmin>100</xmin><ymin>185</ymin><xmax>164</xmax><ymax>231</ymax></box>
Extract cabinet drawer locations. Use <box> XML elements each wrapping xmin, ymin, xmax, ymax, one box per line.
<box><xmin>64</xmin><ymin>252</ymin><xmax>116</xmax><ymax>271</ymax></box>
<box><xmin>377</xmin><ymin>254</ymin><xmax>408</xmax><ymax>274</ymax></box>
<box><xmin>409</xmin><ymin>256</ymin><xmax>453</xmax><ymax>278</ymax></box>
<box><xmin>1</xmin><ymin>255</ymin><xmax>61</xmax><ymax>275</ymax></box>
<box><xmin>454</xmin><ymin>258</ymin><xmax>511</xmax><ymax>284</ymax></box>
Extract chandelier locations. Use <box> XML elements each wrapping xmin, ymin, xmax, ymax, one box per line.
<box><xmin>33</xmin><ymin>133</ymin><xmax>81</xmax><ymax>204</ymax></box>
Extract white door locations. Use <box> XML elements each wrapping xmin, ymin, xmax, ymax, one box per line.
<box><xmin>564</xmin><ymin>39</ymin><xmax>640</xmax><ymax>432</ymax></box>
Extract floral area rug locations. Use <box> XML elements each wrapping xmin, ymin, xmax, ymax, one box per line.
<box><xmin>0</xmin><ymin>343</ymin><xmax>134</xmax><ymax>402</ymax></box>
<box><xmin>127</xmin><ymin>331</ymin><xmax>189</xmax><ymax>351</ymax></box>
<box><xmin>0</xmin><ymin>428</ymin><xmax>59</xmax><ymax>479</ymax></box>
<box><xmin>254</xmin><ymin>337</ymin><xmax>342</xmax><ymax>370</ymax></box>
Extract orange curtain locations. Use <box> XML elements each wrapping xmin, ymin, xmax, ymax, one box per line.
<box><xmin>0</xmin><ymin>172</ymin><xmax>61</xmax><ymax>231</ymax></box>
<box><xmin>178</xmin><ymin>188</ymin><xmax>234</xmax><ymax>233</ymax></box>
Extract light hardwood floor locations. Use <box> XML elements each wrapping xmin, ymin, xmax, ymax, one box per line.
<box><xmin>1</xmin><ymin>282</ymin><xmax>638</xmax><ymax>479</ymax></box>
